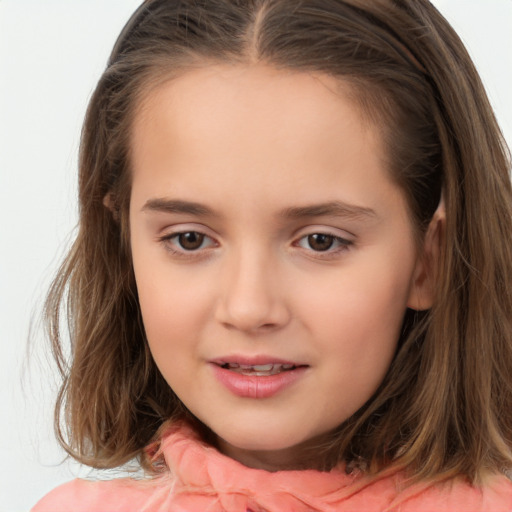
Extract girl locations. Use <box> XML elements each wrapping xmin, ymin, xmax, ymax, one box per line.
<box><xmin>33</xmin><ymin>0</ymin><xmax>512</xmax><ymax>510</ymax></box>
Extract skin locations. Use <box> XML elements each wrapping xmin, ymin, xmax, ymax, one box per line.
<box><xmin>129</xmin><ymin>64</ymin><xmax>431</xmax><ymax>471</ymax></box>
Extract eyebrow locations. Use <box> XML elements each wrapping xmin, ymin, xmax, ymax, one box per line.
<box><xmin>142</xmin><ymin>198</ymin><xmax>377</xmax><ymax>220</ymax></box>
<box><xmin>142</xmin><ymin>198</ymin><xmax>215</xmax><ymax>216</ymax></box>
<box><xmin>279</xmin><ymin>201</ymin><xmax>377</xmax><ymax>221</ymax></box>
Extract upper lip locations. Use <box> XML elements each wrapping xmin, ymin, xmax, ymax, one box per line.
<box><xmin>210</xmin><ymin>355</ymin><xmax>308</xmax><ymax>367</ymax></box>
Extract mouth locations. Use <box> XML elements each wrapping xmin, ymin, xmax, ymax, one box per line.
<box><xmin>218</xmin><ymin>362</ymin><xmax>301</xmax><ymax>376</ymax></box>
<box><xmin>210</xmin><ymin>358</ymin><xmax>309</xmax><ymax>398</ymax></box>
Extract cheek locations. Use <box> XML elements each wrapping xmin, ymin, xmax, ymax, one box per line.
<box><xmin>134</xmin><ymin>274</ymin><xmax>203</xmax><ymax>387</ymax></box>
<box><xmin>294</xmin><ymin>256</ymin><xmax>414</xmax><ymax>357</ymax></box>
<box><xmin>133</xmin><ymin>255</ymin><xmax>213</xmax><ymax>350</ymax></box>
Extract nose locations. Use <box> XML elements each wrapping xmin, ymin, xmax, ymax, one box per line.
<box><xmin>214</xmin><ymin>249</ymin><xmax>291</xmax><ymax>334</ymax></box>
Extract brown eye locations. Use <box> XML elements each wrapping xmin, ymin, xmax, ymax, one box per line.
<box><xmin>178</xmin><ymin>232</ymin><xmax>205</xmax><ymax>250</ymax></box>
<box><xmin>307</xmin><ymin>233</ymin><xmax>334</xmax><ymax>251</ymax></box>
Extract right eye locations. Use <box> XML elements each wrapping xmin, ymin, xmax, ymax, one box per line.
<box><xmin>161</xmin><ymin>231</ymin><xmax>216</xmax><ymax>253</ymax></box>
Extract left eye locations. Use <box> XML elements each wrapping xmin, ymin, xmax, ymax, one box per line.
<box><xmin>297</xmin><ymin>233</ymin><xmax>351</xmax><ymax>252</ymax></box>
<box><xmin>166</xmin><ymin>231</ymin><xmax>214</xmax><ymax>251</ymax></box>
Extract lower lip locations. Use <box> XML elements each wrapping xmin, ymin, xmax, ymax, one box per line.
<box><xmin>211</xmin><ymin>364</ymin><xmax>307</xmax><ymax>399</ymax></box>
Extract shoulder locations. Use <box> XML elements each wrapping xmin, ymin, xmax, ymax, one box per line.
<box><xmin>391</xmin><ymin>473</ymin><xmax>512</xmax><ymax>512</ymax></box>
<box><xmin>31</xmin><ymin>477</ymin><xmax>163</xmax><ymax>512</ymax></box>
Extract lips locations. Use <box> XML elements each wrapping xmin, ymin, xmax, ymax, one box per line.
<box><xmin>220</xmin><ymin>362</ymin><xmax>297</xmax><ymax>376</ymax></box>
<box><xmin>210</xmin><ymin>356</ymin><xmax>308</xmax><ymax>398</ymax></box>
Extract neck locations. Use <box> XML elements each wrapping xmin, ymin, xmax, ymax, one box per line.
<box><xmin>215</xmin><ymin>435</ymin><xmax>336</xmax><ymax>472</ymax></box>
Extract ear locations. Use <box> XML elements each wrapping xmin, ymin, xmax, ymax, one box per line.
<box><xmin>103</xmin><ymin>192</ymin><xmax>120</xmax><ymax>222</ymax></box>
<box><xmin>407</xmin><ymin>199</ymin><xmax>445</xmax><ymax>311</ymax></box>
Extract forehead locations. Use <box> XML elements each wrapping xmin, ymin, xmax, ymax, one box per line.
<box><xmin>131</xmin><ymin>65</ymin><xmax>383</xmax><ymax>166</ymax></box>
<box><xmin>131</xmin><ymin>64</ymin><xmax>379</xmax><ymax>151</ymax></box>
<box><xmin>129</xmin><ymin>64</ymin><xmax>406</xmax><ymax>224</ymax></box>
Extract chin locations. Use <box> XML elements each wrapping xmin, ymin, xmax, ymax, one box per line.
<box><xmin>212</xmin><ymin>419</ymin><xmax>318</xmax><ymax>453</ymax></box>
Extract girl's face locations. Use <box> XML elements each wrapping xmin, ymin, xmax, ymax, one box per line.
<box><xmin>129</xmin><ymin>64</ymin><xmax>428</xmax><ymax>471</ymax></box>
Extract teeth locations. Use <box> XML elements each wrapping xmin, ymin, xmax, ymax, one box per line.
<box><xmin>223</xmin><ymin>363</ymin><xmax>296</xmax><ymax>375</ymax></box>
<box><xmin>252</xmin><ymin>364</ymin><xmax>274</xmax><ymax>371</ymax></box>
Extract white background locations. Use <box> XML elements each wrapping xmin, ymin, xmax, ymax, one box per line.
<box><xmin>1</xmin><ymin>1</ymin><xmax>511</xmax><ymax>510</ymax></box>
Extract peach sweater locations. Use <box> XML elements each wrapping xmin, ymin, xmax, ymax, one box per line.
<box><xmin>33</xmin><ymin>423</ymin><xmax>512</xmax><ymax>512</ymax></box>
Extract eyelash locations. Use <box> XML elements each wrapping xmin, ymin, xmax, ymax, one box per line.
<box><xmin>158</xmin><ymin>230</ymin><xmax>353</xmax><ymax>259</ymax></box>
<box><xmin>295</xmin><ymin>233</ymin><xmax>353</xmax><ymax>256</ymax></box>
<box><xmin>159</xmin><ymin>231</ymin><xmax>217</xmax><ymax>258</ymax></box>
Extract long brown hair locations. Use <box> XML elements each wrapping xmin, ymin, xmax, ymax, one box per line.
<box><xmin>45</xmin><ymin>0</ymin><xmax>512</xmax><ymax>482</ymax></box>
